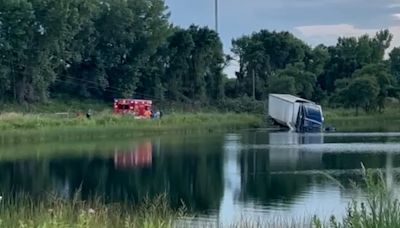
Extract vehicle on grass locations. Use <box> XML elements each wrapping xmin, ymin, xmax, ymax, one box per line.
<box><xmin>113</xmin><ymin>99</ymin><xmax>153</xmax><ymax>118</ymax></box>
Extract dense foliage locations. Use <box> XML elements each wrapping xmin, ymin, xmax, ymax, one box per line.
<box><xmin>0</xmin><ymin>0</ymin><xmax>224</xmax><ymax>104</ymax></box>
<box><xmin>231</xmin><ymin>29</ymin><xmax>400</xmax><ymax>112</ymax></box>
<box><xmin>1</xmin><ymin>0</ymin><xmax>399</xmax><ymax>113</ymax></box>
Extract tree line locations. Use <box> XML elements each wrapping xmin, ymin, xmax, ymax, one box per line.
<box><xmin>229</xmin><ymin>29</ymin><xmax>400</xmax><ymax>113</ymax></box>
<box><xmin>1</xmin><ymin>0</ymin><xmax>400</xmax><ymax>113</ymax></box>
<box><xmin>0</xmin><ymin>0</ymin><xmax>224</xmax><ymax>104</ymax></box>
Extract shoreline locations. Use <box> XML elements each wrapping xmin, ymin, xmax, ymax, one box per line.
<box><xmin>0</xmin><ymin>112</ymin><xmax>263</xmax><ymax>144</ymax></box>
<box><xmin>0</xmin><ymin>106</ymin><xmax>399</xmax><ymax>134</ymax></box>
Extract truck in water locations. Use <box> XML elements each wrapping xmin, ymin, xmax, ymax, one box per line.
<box><xmin>268</xmin><ymin>94</ymin><xmax>324</xmax><ymax>132</ymax></box>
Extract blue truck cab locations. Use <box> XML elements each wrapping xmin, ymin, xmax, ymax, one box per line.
<box><xmin>296</xmin><ymin>103</ymin><xmax>324</xmax><ymax>132</ymax></box>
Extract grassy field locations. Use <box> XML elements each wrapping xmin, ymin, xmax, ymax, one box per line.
<box><xmin>0</xmin><ymin>111</ymin><xmax>262</xmax><ymax>132</ymax></box>
<box><xmin>324</xmin><ymin>106</ymin><xmax>400</xmax><ymax>132</ymax></box>
<box><xmin>0</xmin><ymin>97</ymin><xmax>263</xmax><ymax>133</ymax></box>
<box><xmin>0</xmin><ymin>98</ymin><xmax>399</xmax><ymax>134</ymax></box>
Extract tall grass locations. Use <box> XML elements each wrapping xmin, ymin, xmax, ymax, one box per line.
<box><xmin>0</xmin><ymin>112</ymin><xmax>262</xmax><ymax>130</ymax></box>
<box><xmin>313</xmin><ymin>165</ymin><xmax>400</xmax><ymax>228</ymax></box>
<box><xmin>0</xmin><ymin>193</ymin><xmax>185</xmax><ymax>228</ymax></box>
<box><xmin>324</xmin><ymin>106</ymin><xmax>400</xmax><ymax>132</ymax></box>
<box><xmin>176</xmin><ymin>217</ymin><xmax>311</xmax><ymax>228</ymax></box>
<box><xmin>0</xmin><ymin>113</ymin><xmax>262</xmax><ymax>144</ymax></box>
<box><xmin>0</xmin><ymin>193</ymin><xmax>311</xmax><ymax>228</ymax></box>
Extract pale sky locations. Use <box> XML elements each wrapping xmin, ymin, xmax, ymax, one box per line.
<box><xmin>164</xmin><ymin>0</ymin><xmax>400</xmax><ymax>76</ymax></box>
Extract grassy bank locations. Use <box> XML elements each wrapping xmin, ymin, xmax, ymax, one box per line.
<box><xmin>1</xmin><ymin>194</ymin><xmax>305</xmax><ymax>228</ymax></box>
<box><xmin>324</xmin><ymin>106</ymin><xmax>400</xmax><ymax>132</ymax></box>
<box><xmin>0</xmin><ymin>194</ymin><xmax>184</xmax><ymax>228</ymax></box>
<box><xmin>1</xmin><ymin>98</ymin><xmax>399</xmax><ymax>134</ymax></box>
<box><xmin>0</xmin><ymin>112</ymin><xmax>262</xmax><ymax>133</ymax></box>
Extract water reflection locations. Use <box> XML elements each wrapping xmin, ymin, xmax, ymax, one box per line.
<box><xmin>219</xmin><ymin>134</ymin><xmax>242</xmax><ymax>223</ymax></box>
<box><xmin>227</xmin><ymin>132</ymin><xmax>400</xmax><ymax>222</ymax></box>
<box><xmin>0</xmin><ymin>135</ymin><xmax>225</xmax><ymax>212</ymax></box>
<box><xmin>114</xmin><ymin>141</ymin><xmax>153</xmax><ymax>169</ymax></box>
<box><xmin>268</xmin><ymin>132</ymin><xmax>324</xmax><ymax>171</ymax></box>
<box><xmin>0</xmin><ymin>131</ymin><xmax>400</xmax><ymax>221</ymax></box>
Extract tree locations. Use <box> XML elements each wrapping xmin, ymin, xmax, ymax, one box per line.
<box><xmin>275</xmin><ymin>62</ymin><xmax>316</xmax><ymax>99</ymax></box>
<box><xmin>187</xmin><ymin>25</ymin><xmax>224</xmax><ymax>101</ymax></box>
<box><xmin>352</xmin><ymin>63</ymin><xmax>394</xmax><ymax>111</ymax></box>
<box><xmin>304</xmin><ymin>44</ymin><xmax>329</xmax><ymax>76</ymax></box>
<box><xmin>0</xmin><ymin>0</ymin><xmax>37</xmax><ymax>102</ymax></box>
<box><xmin>164</xmin><ymin>26</ymin><xmax>225</xmax><ymax>102</ymax></box>
<box><xmin>0</xmin><ymin>1</ymin><xmax>397</xmax><ymax>112</ymax></box>
<box><xmin>389</xmin><ymin>47</ymin><xmax>400</xmax><ymax>84</ymax></box>
<box><xmin>231</xmin><ymin>30</ymin><xmax>310</xmax><ymax>99</ymax></box>
<box><xmin>165</xmin><ymin>29</ymin><xmax>194</xmax><ymax>101</ymax></box>
<box><xmin>319</xmin><ymin>30</ymin><xmax>392</xmax><ymax>94</ymax></box>
<box><xmin>343</xmin><ymin>77</ymin><xmax>379</xmax><ymax>115</ymax></box>
<box><xmin>0</xmin><ymin>0</ymin><xmax>92</xmax><ymax>102</ymax></box>
<box><xmin>268</xmin><ymin>75</ymin><xmax>295</xmax><ymax>95</ymax></box>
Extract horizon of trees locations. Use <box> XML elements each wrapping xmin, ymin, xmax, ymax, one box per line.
<box><xmin>1</xmin><ymin>0</ymin><xmax>399</xmax><ymax>113</ymax></box>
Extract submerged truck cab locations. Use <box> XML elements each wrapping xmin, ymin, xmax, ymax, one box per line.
<box><xmin>268</xmin><ymin>94</ymin><xmax>324</xmax><ymax>132</ymax></box>
<box><xmin>296</xmin><ymin>103</ymin><xmax>324</xmax><ymax>132</ymax></box>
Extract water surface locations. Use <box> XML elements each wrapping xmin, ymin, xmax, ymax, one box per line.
<box><xmin>1</xmin><ymin>130</ymin><xmax>400</xmax><ymax>224</ymax></box>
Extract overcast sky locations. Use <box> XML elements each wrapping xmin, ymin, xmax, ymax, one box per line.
<box><xmin>164</xmin><ymin>0</ymin><xmax>400</xmax><ymax>76</ymax></box>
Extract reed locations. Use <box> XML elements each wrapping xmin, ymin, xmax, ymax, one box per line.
<box><xmin>0</xmin><ymin>193</ymin><xmax>185</xmax><ymax>228</ymax></box>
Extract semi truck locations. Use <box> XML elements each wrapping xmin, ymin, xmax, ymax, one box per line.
<box><xmin>268</xmin><ymin>94</ymin><xmax>324</xmax><ymax>132</ymax></box>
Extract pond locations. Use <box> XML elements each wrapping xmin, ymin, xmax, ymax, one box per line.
<box><xmin>1</xmin><ymin>130</ymin><xmax>400</xmax><ymax>225</ymax></box>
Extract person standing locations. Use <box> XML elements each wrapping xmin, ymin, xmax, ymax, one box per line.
<box><xmin>144</xmin><ymin>108</ymin><xmax>151</xmax><ymax>119</ymax></box>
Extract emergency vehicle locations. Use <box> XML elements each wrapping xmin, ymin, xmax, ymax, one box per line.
<box><xmin>113</xmin><ymin>99</ymin><xmax>152</xmax><ymax>118</ymax></box>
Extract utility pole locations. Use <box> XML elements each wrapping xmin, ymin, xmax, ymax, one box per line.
<box><xmin>215</xmin><ymin>0</ymin><xmax>218</xmax><ymax>32</ymax></box>
<box><xmin>252</xmin><ymin>70</ymin><xmax>255</xmax><ymax>100</ymax></box>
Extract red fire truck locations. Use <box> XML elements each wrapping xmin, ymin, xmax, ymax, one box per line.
<box><xmin>113</xmin><ymin>99</ymin><xmax>152</xmax><ymax>118</ymax></box>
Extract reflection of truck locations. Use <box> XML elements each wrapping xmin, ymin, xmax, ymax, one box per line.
<box><xmin>268</xmin><ymin>94</ymin><xmax>324</xmax><ymax>132</ymax></box>
<box><xmin>114</xmin><ymin>142</ymin><xmax>153</xmax><ymax>169</ymax></box>
<box><xmin>268</xmin><ymin>132</ymin><xmax>324</xmax><ymax>171</ymax></box>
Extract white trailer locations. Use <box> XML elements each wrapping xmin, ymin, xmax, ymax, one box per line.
<box><xmin>268</xmin><ymin>94</ymin><xmax>324</xmax><ymax>132</ymax></box>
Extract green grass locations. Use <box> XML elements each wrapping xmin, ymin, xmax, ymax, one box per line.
<box><xmin>324</xmin><ymin>106</ymin><xmax>400</xmax><ymax>132</ymax></box>
<box><xmin>0</xmin><ymin>192</ymin><xmax>313</xmax><ymax>228</ymax></box>
<box><xmin>0</xmin><ymin>194</ymin><xmax>185</xmax><ymax>228</ymax></box>
<box><xmin>2</xmin><ymin>98</ymin><xmax>399</xmax><ymax>133</ymax></box>
<box><xmin>0</xmin><ymin>112</ymin><xmax>262</xmax><ymax>137</ymax></box>
<box><xmin>313</xmin><ymin>166</ymin><xmax>400</xmax><ymax>228</ymax></box>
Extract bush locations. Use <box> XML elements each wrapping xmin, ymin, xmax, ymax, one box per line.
<box><xmin>215</xmin><ymin>96</ymin><xmax>265</xmax><ymax>114</ymax></box>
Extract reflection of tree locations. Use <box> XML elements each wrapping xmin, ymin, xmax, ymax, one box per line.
<box><xmin>0</xmin><ymin>160</ymin><xmax>54</xmax><ymax>197</ymax></box>
<box><xmin>321</xmin><ymin>153</ymin><xmax>400</xmax><ymax>170</ymax></box>
<box><xmin>239</xmin><ymin>150</ymin><xmax>310</xmax><ymax>204</ymax></box>
<box><xmin>0</xmin><ymin>135</ymin><xmax>225</xmax><ymax>213</ymax></box>
<box><xmin>323</xmin><ymin>136</ymin><xmax>391</xmax><ymax>144</ymax></box>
